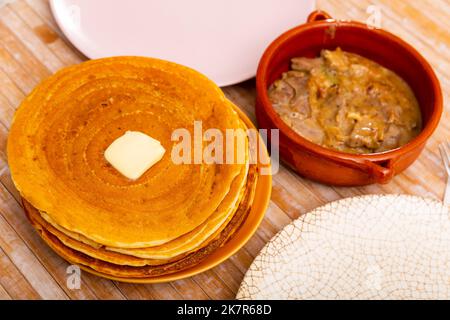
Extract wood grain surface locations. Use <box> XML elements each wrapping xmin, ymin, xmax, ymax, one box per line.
<box><xmin>0</xmin><ymin>0</ymin><xmax>448</xmax><ymax>300</ymax></box>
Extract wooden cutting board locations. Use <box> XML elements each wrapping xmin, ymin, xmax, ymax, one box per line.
<box><xmin>0</xmin><ymin>0</ymin><xmax>448</xmax><ymax>300</ymax></box>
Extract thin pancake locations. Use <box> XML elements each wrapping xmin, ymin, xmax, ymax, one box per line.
<box><xmin>25</xmin><ymin>201</ymin><xmax>176</xmax><ymax>266</ymax></box>
<box><xmin>24</xmin><ymin>166</ymin><xmax>258</xmax><ymax>277</ymax></box>
<box><xmin>107</xmin><ymin>163</ymin><xmax>249</xmax><ymax>259</ymax></box>
<box><xmin>106</xmin><ymin>118</ymin><xmax>250</xmax><ymax>258</ymax></box>
<box><xmin>8</xmin><ymin>57</ymin><xmax>245</xmax><ymax>248</ymax></box>
<box><xmin>37</xmin><ymin>117</ymin><xmax>250</xmax><ymax>259</ymax></box>
<box><xmin>26</xmin><ymin>162</ymin><xmax>253</xmax><ymax>266</ymax></box>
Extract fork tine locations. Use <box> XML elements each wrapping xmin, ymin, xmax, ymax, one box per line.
<box><xmin>442</xmin><ymin>141</ymin><xmax>450</xmax><ymax>205</ymax></box>
<box><xmin>444</xmin><ymin>140</ymin><xmax>450</xmax><ymax>163</ymax></box>
<box><xmin>439</xmin><ymin>142</ymin><xmax>450</xmax><ymax>172</ymax></box>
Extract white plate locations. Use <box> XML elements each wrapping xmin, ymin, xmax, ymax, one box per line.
<box><xmin>50</xmin><ymin>0</ymin><xmax>315</xmax><ymax>86</ymax></box>
<box><xmin>237</xmin><ymin>195</ymin><xmax>450</xmax><ymax>300</ymax></box>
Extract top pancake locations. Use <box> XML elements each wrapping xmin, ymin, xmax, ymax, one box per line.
<box><xmin>8</xmin><ymin>57</ymin><xmax>245</xmax><ymax>248</ymax></box>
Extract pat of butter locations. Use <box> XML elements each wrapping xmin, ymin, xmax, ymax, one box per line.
<box><xmin>104</xmin><ymin>131</ymin><xmax>166</xmax><ymax>180</ymax></box>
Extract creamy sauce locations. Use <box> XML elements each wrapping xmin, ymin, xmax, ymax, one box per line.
<box><xmin>268</xmin><ymin>48</ymin><xmax>422</xmax><ymax>154</ymax></box>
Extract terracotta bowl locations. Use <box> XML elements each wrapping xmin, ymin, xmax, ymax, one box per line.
<box><xmin>255</xmin><ymin>10</ymin><xmax>443</xmax><ymax>186</ymax></box>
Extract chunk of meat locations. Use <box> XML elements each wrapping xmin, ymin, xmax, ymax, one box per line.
<box><xmin>347</xmin><ymin>115</ymin><xmax>385</xmax><ymax>149</ymax></box>
<box><xmin>291</xmin><ymin>57</ymin><xmax>323</xmax><ymax>72</ymax></box>
<box><xmin>282</xmin><ymin>71</ymin><xmax>311</xmax><ymax>119</ymax></box>
<box><xmin>291</xmin><ymin>118</ymin><xmax>325</xmax><ymax>145</ymax></box>
<box><xmin>322</xmin><ymin>48</ymin><xmax>349</xmax><ymax>72</ymax></box>
<box><xmin>376</xmin><ymin>124</ymin><xmax>413</xmax><ymax>152</ymax></box>
<box><xmin>268</xmin><ymin>79</ymin><xmax>294</xmax><ymax>106</ymax></box>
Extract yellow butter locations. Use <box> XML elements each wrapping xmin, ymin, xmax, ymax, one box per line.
<box><xmin>104</xmin><ymin>131</ymin><xmax>166</xmax><ymax>180</ymax></box>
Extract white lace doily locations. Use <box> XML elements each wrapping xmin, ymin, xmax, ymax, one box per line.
<box><xmin>237</xmin><ymin>195</ymin><xmax>450</xmax><ymax>300</ymax></box>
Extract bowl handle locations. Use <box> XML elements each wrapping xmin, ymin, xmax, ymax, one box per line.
<box><xmin>328</xmin><ymin>156</ymin><xmax>394</xmax><ymax>184</ymax></box>
<box><xmin>307</xmin><ymin>10</ymin><xmax>332</xmax><ymax>23</ymax></box>
<box><xmin>361</xmin><ymin>159</ymin><xmax>395</xmax><ymax>184</ymax></box>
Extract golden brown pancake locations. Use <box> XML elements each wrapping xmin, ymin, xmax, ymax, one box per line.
<box><xmin>106</xmin><ymin>163</ymin><xmax>249</xmax><ymax>259</ymax></box>
<box><xmin>25</xmin><ymin>201</ymin><xmax>175</xmax><ymax>267</ymax></box>
<box><xmin>23</xmin><ymin>166</ymin><xmax>258</xmax><ymax>277</ymax></box>
<box><xmin>25</xmin><ymin>163</ymin><xmax>255</xmax><ymax>266</ymax></box>
<box><xmin>37</xmin><ymin>117</ymin><xmax>251</xmax><ymax>259</ymax></box>
<box><xmin>8</xmin><ymin>57</ymin><xmax>245</xmax><ymax>248</ymax></box>
<box><xmin>37</xmin><ymin>163</ymin><xmax>247</xmax><ymax>260</ymax></box>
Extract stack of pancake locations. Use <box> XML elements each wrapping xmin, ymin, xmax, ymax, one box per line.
<box><xmin>7</xmin><ymin>57</ymin><xmax>258</xmax><ymax>280</ymax></box>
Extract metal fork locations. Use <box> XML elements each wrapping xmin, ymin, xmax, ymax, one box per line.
<box><xmin>439</xmin><ymin>141</ymin><xmax>450</xmax><ymax>205</ymax></box>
